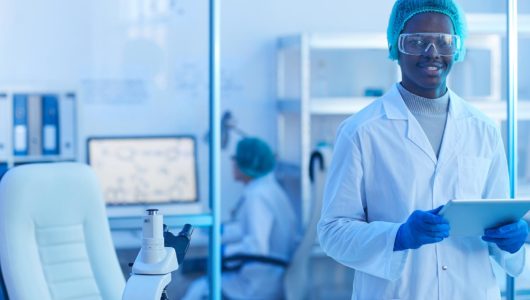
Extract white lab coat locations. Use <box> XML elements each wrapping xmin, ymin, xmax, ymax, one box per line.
<box><xmin>183</xmin><ymin>173</ymin><xmax>298</xmax><ymax>300</ymax></box>
<box><xmin>223</xmin><ymin>173</ymin><xmax>299</xmax><ymax>299</ymax></box>
<box><xmin>318</xmin><ymin>84</ymin><xmax>526</xmax><ymax>300</ymax></box>
<box><xmin>222</xmin><ymin>173</ymin><xmax>297</xmax><ymax>300</ymax></box>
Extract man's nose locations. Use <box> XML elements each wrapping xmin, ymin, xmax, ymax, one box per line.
<box><xmin>423</xmin><ymin>43</ymin><xmax>441</xmax><ymax>58</ymax></box>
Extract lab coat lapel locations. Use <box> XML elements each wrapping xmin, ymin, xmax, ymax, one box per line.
<box><xmin>436</xmin><ymin>90</ymin><xmax>466</xmax><ymax>169</ymax></box>
<box><xmin>406</xmin><ymin>113</ymin><xmax>437</xmax><ymax>164</ymax></box>
<box><xmin>382</xmin><ymin>84</ymin><xmax>437</xmax><ymax>165</ymax></box>
<box><xmin>436</xmin><ymin>110</ymin><xmax>457</xmax><ymax>169</ymax></box>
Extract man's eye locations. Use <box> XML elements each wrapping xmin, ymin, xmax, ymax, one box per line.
<box><xmin>408</xmin><ymin>39</ymin><xmax>425</xmax><ymax>47</ymax></box>
<box><xmin>437</xmin><ymin>38</ymin><xmax>452</xmax><ymax>48</ymax></box>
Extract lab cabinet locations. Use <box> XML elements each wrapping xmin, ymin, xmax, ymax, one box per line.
<box><xmin>0</xmin><ymin>87</ymin><xmax>77</xmax><ymax>173</ymax></box>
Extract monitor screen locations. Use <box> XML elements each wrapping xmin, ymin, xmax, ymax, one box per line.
<box><xmin>87</xmin><ymin>136</ymin><xmax>198</xmax><ymax>205</ymax></box>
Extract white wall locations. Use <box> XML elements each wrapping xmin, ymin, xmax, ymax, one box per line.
<box><xmin>0</xmin><ymin>0</ymin><xmax>526</xmax><ymax>219</ymax></box>
<box><xmin>0</xmin><ymin>1</ymin><xmax>92</xmax><ymax>82</ymax></box>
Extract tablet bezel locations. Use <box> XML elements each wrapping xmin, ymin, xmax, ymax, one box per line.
<box><xmin>438</xmin><ymin>199</ymin><xmax>530</xmax><ymax>237</ymax></box>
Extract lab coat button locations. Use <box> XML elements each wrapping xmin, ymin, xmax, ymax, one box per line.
<box><xmin>442</xmin><ymin>265</ymin><xmax>448</xmax><ymax>270</ymax></box>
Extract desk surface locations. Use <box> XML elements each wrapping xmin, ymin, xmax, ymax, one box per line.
<box><xmin>108</xmin><ymin>213</ymin><xmax>213</xmax><ymax>230</ymax></box>
<box><xmin>111</xmin><ymin>223</ymin><xmax>211</xmax><ymax>250</ymax></box>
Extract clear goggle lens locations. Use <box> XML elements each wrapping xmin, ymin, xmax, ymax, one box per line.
<box><xmin>398</xmin><ymin>33</ymin><xmax>461</xmax><ymax>56</ymax></box>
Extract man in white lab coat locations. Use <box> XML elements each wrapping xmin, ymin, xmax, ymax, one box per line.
<box><xmin>183</xmin><ymin>137</ymin><xmax>298</xmax><ymax>300</ymax></box>
<box><xmin>318</xmin><ymin>0</ymin><xmax>528</xmax><ymax>299</ymax></box>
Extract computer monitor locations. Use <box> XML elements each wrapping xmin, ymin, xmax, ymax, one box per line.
<box><xmin>87</xmin><ymin>136</ymin><xmax>198</xmax><ymax>205</ymax></box>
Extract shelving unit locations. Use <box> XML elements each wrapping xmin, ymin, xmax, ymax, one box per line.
<box><xmin>0</xmin><ymin>87</ymin><xmax>77</xmax><ymax>172</ymax></box>
<box><xmin>449</xmin><ymin>34</ymin><xmax>502</xmax><ymax>101</ymax></box>
<box><xmin>277</xmin><ymin>15</ymin><xmax>530</xmax><ymax>222</ymax></box>
<box><xmin>277</xmin><ymin>33</ymin><xmax>399</xmax><ymax>222</ymax></box>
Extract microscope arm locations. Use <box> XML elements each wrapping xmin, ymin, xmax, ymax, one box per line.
<box><xmin>122</xmin><ymin>209</ymin><xmax>193</xmax><ymax>300</ymax></box>
<box><xmin>122</xmin><ymin>274</ymin><xmax>171</xmax><ymax>300</ymax></box>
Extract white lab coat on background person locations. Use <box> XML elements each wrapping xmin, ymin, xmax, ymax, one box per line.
<box><xmin>222</xmin><ymin>173</ymin><xmax>298</xmax><ymax>300</ymax></box>
<box><xmin>318</xmin><ymin>84</ymin><xmax>525</xmax><ymax>300</ymax></box>
<box><xmin>183</xmin><ymin>137</ymin><xmax>299</xmax><ymax>300</ymax></box>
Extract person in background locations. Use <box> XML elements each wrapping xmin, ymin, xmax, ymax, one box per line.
<box><xmin>183</xmin><ymin>137</ymin><xmax>298</xmax><ymax>300</ymax></box>
<box><xmin>317</xmin><ymin>0</ymin><xmax>528</xmax><ymax>299</ymax></box>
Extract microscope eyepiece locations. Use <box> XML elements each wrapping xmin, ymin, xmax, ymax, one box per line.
<box><xmin>146</xmin><ymin>209</ymin><xmax>159</xmax><ymax>215</ymax></box>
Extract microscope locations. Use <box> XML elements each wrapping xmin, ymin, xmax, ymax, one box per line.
<box><xmin>122</xmin><ymin>209</ymin><xmax>193</xmax><ymax>300</ymax></box>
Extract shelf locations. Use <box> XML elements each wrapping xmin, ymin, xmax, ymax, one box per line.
<box><xmin>310</xmin><ymin>97</ymin><xmax>377</xmax><ymax>115</ymax></box>
<box><xmin>279</xmin><ymin>33</ymin><xmax>388</xmax><ymax>50</ymax></box>
<box><xmin>108</xmin><ymin>212</ymin><xmax>213</xmax><ymax>231</ymax></box>
<box><xmin>469</xmin><ymin>100</ymin><xmax>530</xmax><ymax>121</ymax></box>
<box><xmin>307</xmin><ymin>33</ymin><xmax>388</xmax><ymax>49</ymax></box>
<box><xmin>12</xmin><ymin>155</ymin><xmax>76</xmax><ymax>164</ymax></box>
<box><xmin>279</xmin><ymin>97</ymin><xmax>530</xmax><ymax>120</ymax></box>
<box><xmin>278</xmin><ymin>97</ymin><xmax>376</xmax><ymax>115</ymax></box>
<box><xmin>467</xmin><ymin>14</ymin><xmax>530</xmax><ymax>34</ymax></box>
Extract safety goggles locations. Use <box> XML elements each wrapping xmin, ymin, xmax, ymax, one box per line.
<box><xmin>398</xmin><ymin>33</ymin><xmax>461</xmax><ymax>56</ymax></box>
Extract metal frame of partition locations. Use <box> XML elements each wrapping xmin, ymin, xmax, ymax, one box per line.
<box><xmin>208</xmin><ymin>0</ymin><xmax>222</xmax><ymax>299</ymax></box>
<box><xmin>506</xmin><ymin>0</ymin><xmax>518</xmax><ymax>299</ymax></box>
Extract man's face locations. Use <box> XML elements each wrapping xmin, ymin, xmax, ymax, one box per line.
<box><xmin>398</xmin><ymin>12</ymin><xmax>456</xmax><ymax>98</ymax></box>
<box><xmin>231</xmin><ymin>158</ymin><xmax>246</xmax><ymax>183</ymax></box>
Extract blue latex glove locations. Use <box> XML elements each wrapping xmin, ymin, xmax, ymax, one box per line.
<box><xmin>394</xmin><ymin>206</ymin><xmax>450</xmax><ymax>251</ymax></box>
<box><xmin>482</xmin><ymin>220</ymin><xmax>528</xmax><ymax>254</ymax></box>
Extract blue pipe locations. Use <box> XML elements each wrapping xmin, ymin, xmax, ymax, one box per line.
<box><xmin>208</xmin><ymin>0</ymin><xmax>222</xmax><ymax>299</ymax></box>
<box><xmin>506</xmin><ymin>0</ymin><xmax>518</xmax><ymax>299</ymax></box>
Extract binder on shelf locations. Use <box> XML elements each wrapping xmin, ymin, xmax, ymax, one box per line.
<box><xmin>0</xmin><ymin>94</ymin><xmax>9</xmax><ymax>161</ymax></box>
<box><xmin>42</xmin><ymin>95</ymin><xmax>60</xmax><ymax>155</ymax></box>
<box><xmin>59</xmin><ymin>93</ymin><xmax>75</xmax><ymax>158</ymax></box>
<box><xmin>27</xmin><ymin>94</ymin><xmax>43</xmax><ymax>156</ymax></box>
<box><xmin>0</xmin><ymin>162</ymin><xmax>7</xmax><ymax>180</ymax></box>
<box><xmin>13</xmin><ymin>94</ymin><xmax>28</xmax><ymax>156</ymax></box>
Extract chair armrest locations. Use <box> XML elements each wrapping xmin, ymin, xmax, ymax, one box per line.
<box><xmin>222</xmin><ymin>254</ymin><xmax>288</xmax><ymax>272</ymax></box>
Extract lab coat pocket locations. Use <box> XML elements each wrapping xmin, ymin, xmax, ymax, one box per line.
<box><xmin>457</xmin><ymin>156</ymin><xmax>491</xmax><ymax>198</ymax></box>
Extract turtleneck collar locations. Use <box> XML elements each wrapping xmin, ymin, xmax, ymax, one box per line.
<box><xmin>397</xmin><ymin>83</ymin><xmax>450</xmax><ymax>115</ymax></box>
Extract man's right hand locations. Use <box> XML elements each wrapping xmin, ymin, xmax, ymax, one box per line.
<box><xmin>394</xmin><ymin>206</ymin><xmax>450</xmax><ymax>251</ymax></box>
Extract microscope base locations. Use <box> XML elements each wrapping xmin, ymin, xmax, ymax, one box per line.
<box><xmin>122</xmin><ymin>273</ymin><xmax>171</xmax><ymax>300</ymax></box>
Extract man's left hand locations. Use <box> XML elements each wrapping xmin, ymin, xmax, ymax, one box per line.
<box><xmin>482</xmin><ymin>220</ymin><xmax>529</xmax><ymax>254</ymax></box>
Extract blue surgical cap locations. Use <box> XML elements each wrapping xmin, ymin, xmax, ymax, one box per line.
<box><xmin>234</xmin><ymin>137</ymin><xmax>276</xmax><ymax>179</ymax></box>
<box><xmin>387</xmin><ymin>0</ymin><xmax>467</xmax><ymax>62</ymax></box>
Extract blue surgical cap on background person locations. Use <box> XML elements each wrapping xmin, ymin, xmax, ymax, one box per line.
<box><xmin>234</xmin><ymin>137</ymin><xmax>276</xmax><ymax>179</ymax></box>
<box><xmin>387</xmin><ymin>0</ymin><xmax>467</xmax><ymax>62</ymax></box>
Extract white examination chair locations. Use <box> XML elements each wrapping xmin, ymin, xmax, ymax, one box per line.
<box><xmin>0</xmin><ymin>162</ymin><xmax>125</xmax><ymax>300</ymax></box>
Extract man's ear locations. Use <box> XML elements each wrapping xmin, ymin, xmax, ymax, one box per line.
<box><xmin>396</xmin><ymin>55</ymin><xmax>402</xmax><ymax>67</ymax></box>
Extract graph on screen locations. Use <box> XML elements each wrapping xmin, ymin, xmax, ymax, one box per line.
<box><xmin>87</xmin><ymin>136</ymin><xmax>198</xmax><ymax>205</ymax></box>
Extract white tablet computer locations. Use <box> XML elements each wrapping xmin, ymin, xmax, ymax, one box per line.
<box><xmin>439</xmin><ymin>199</ymin><xmax>530</xmax><ymax>236</ymax></box>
